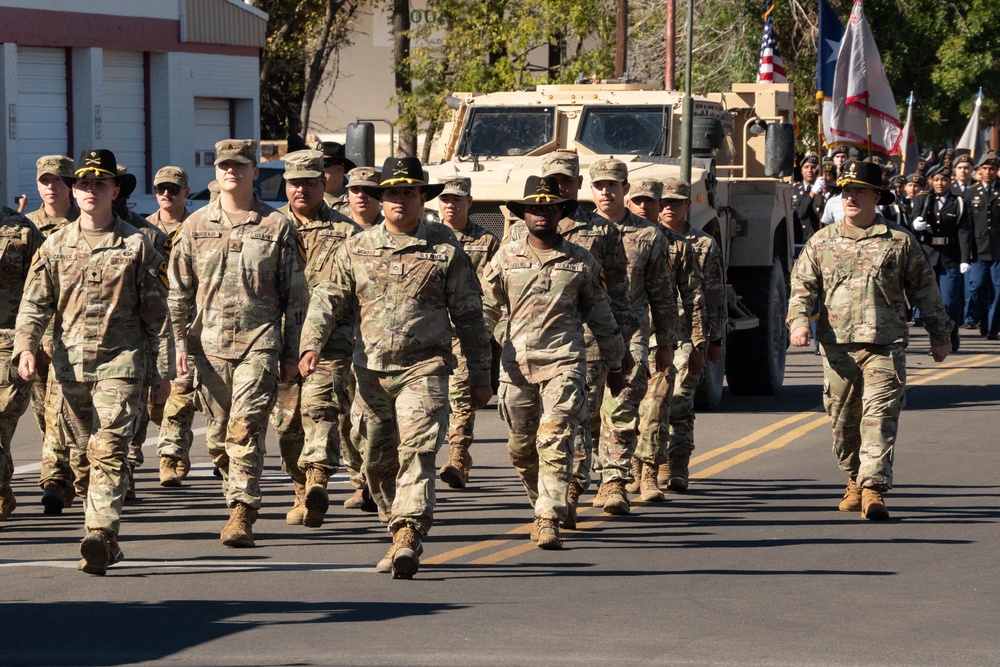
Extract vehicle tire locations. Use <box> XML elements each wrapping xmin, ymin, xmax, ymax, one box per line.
<box><xmin>694</xmin><ymin>334</ymin><xmax>725</xmax><ymax>410</ymax></box>
<box><xmin>725</xmin><ymin>258</ymin><xmax>787</xmax><ymax>395</ymax></box>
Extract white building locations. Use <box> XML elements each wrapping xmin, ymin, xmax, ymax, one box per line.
<box><xmin>0</xmin><ymin>0</ymin><xmax>266</xmax><ymax>208</ymax></box>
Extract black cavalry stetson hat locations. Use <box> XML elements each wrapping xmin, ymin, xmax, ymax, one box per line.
<box><xmin>320</xmin><ymin>141</ymin><xmax>358</xmax><ymax>172</ymax></box>
<box><xmin>70</xmin><ymin>149</ymin><xmax>122</xmax><ymax>184</ymax></box>
<box><xmin>505</xmin><ymin>175</ymin><xmax>578</xmax><ymax>220</ymax></box>
<box><xmin>836</xmin><ymin>159</ymin><xmax>895</xmax><ymax>205</ymax></box>
<box><xmin>362</xmin><ymin>156</ymin><xmax>445</xmax><ymax>201</ymax></box>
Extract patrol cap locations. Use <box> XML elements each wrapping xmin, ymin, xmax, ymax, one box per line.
<box><xmin>347</xmin><ymin>166</ymin><xmax>381</xmax><ymax>188</ymax></box>
<box><xmin>542</xmin><ymin>150</ymin><xmax>580</xmax><ymax>178</ymax></box>
<box><xmin>283</xmin><ymin>149</ymin><xmax>324</xmax><ymax>180</ymax></box>
<box><xmin>115</xmin><ymin>164</ymin><xmax>137</xmax><ymax>200</ymax></box>
<box><xmin>975</xmin><ymin>151</ymin><xmax>998</xmax><ymax>170</ymax></box>
<box><xmin>660</xmin><ymin>177</ymin><xmax>691</xmax><ymax>200</ymax></box>
<box><xmin>629</xmin><ymin>178</ymin><xmax>663</xmax><ymax>200</ymax></box>
<box><xmin>589</xmin><ymin>158</ymin><xmax>628</xmax><ymax>183</ymax></box>
<box><xmin>836</xmin><ymin>159</ymin><xmax>895</xmax><ymax>205</ymax></box>
<box><xmin>36</xmin><ymin>155</ymin><xmax>74</xmax><ymax>180</ymax></box>
<box><xmin>153</xmin><ymin>166</ymin><xmax>188</xmax><ymax>188</ymax></box>
<box><xmin>214</xmin><ymin>139</ymin><xmax>257</xmax><ymax>165</ymax></box>
<box><xmin>440</xmin><ymin>176</ymin><xmax>472</xmax><ymax>197</ymax></box>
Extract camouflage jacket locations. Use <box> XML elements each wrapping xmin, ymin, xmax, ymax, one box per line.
<box><xmin>300</xmin><ymin>220</ymin><xmax>491</xmax><ymax>386</ymax></box>
<box><xmin>14</xmin><ymin>217</ymin><xmax>173</xmax><ymax>382</ymax></box>
<box><xmin>325</xmin><ymin>191</ymin><xmax>350</xmax><ymax>216</ymax></box>
<box><xmin>506</xmin><ymin>207</ymin><xmax>635</xmax><ymax>360</ymax></box>
<box><xmin>657</xmin><ymin>226</ymin><xmax>707</xmax><ymax>348</ymax></box>
<box><xmin>124</xmin><ymin>209</ymin><xmax>170</xmax><ymax>256</ymax></box>
<box><xmin>27</xmin><ymin>203</ymin><xmax>79</xmax><ymax>238</ymax></box>
<box><xmin>788</xmin><ymin>216</ymin><xmax>952</xmax><ymax>347</ymax></box>
<box><xmin>605</xmin><ymin>210</ymin><xmax>679</xmax><ymax>355</ymax></box>
<box><xmin>356</xmin><ymin>210</ymin><xmax>384</xmax><ymax>232</ymax></box>
<box><xmin>446</xmin><ymin>220</ymin><xmax>500</xmax><ymax>277</ymax></box>
<box><xmin>0</xmin><ymin>208</ymin><xmax>44</xmax><ymax>352</ymax></box>
<box><xmin>684</xmin><ymin>225</ymin><xmax>727</xmax><ymax>343</ymax></box>
<box><xmin>482</xmin><ymin>236</ymin><xmax>624</xmax><ymax>384</ymax></box>
<box><xmin>279</xmin><ymin>202</ymin><xmax>361</xmax><ymax>359</ymax></box>
<box><xmin>168</xmin><ymin>197</ymin><xmax>305</xmax><ymax>362</ymax></box>
<box><xmin>146</xmin><ymin>209</ymin><xmax>190</xmax><ymax>238</ymax></box>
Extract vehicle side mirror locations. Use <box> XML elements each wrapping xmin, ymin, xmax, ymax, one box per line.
<box><xmin>347</xmin><ymin>122</ymin><xmax>376</xmax><ymax>168</ymax></box>
<box><xmin>764</xmin><ymin>123</ymin><xmax>795</xmax><ymax>178</ymax></box>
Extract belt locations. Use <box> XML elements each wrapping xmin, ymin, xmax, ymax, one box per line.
<box><xmin>931</xmin><ymin>236</ymin><xmax>951</xmax><ymax>246</ymax></box>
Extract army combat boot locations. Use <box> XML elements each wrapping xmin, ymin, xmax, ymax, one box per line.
<box><xmin>639</xmin><ymin>461</ymin><xmax>665</xmax><ymax>502</ymax></box>
<box><xmin>78</xmin><ymin>533</ymin><xmax>124</xmax><ymax>574</ymax></box>
<box><xmin>286</xmin><ymin>481</ymin><xmax>306</xmax><ymax>525</ymax></box>
<box><xmin>390</xmin><ymin>525</ymin><xmax>423</xmax><ymax>580</ymax></box>
<box><xmin>80</xmin><ymin>529</ymin><xmax>115</xmax><ymax>575</ymax></box>
<box><xmin>41</xmin><ymin>480</ymin><xmax>73</xmax><ymax>515</ymax></box>
<box><xmin>535</xmin><ymin>518</ymin><xmax>562</xmax><ymax>550</ymax></box>
<box><xmin>591</xmin><ymin>482</ymin><xmax>608</xmax><ymax>508</ymax></box>
<box><xmin>220</xmin><ymin>503</ymin><xmax>258</xmax><ymax>547</ymax></box>
<box><xmin>159</xmin><ymin>456</ymin><xmax>181</xmax><ymax>487</ymax></box>
<box><xmin>562</xmin><ymin>480</ymin><xmax>583</xmax><ymax>530</ymax></box>
<box><xmin>124</xmin><ymin>466</ymin><xmax>137</xmax><ymax>502</ymax></box>
<box><xmin>439</xmin><ymin>441</ymin><xmax>470</xmax><ymax>489</ymax></box>
<box><xmin>657</xmin><ymin>461</ymin><xmax>671</xmax><ymax>488</ymax></box>
<box><xmin>666</xmin><ymin>450</ymin><xmax>691</xmax><ymax>492</ymax></box>
<box><xmin>602</xmin><ymin>479</ymin><xmax>631</xmax><ymax>515</ymax></box>
<box><xmin>175</xmin><ymin>454</ymin><xmax>192</xmax><ymax>479</ymax></box>
<box><xmin>861</xmin><ymin>487</ymin><xmax>889</xmax><ymax>521</ymax></box>
<box><xmin>838</xmin><ymin>478</ymin><xmax>862</xmax><ymax>512</ymax></box>
<box><xmin>625</xmin><ymin>457</ymin><xmax>642</xmax><ymax>494</ymax></box>
<box><xmin>304</xmin><ymin>467</ymin><xmax>330</xmax><ymax>528</ymax></box>
<box><xmin>0</xmin><ymin>485</ymin><xmax>16</xmax><ymax>520</ymax></box>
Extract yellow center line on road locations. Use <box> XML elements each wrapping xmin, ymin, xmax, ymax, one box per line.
<box><xmin>430</xmin><ymin>350</ymin><xmax>997</xmax><ymax>567</ymax></box>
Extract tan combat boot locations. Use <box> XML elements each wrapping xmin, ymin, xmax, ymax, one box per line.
<box><xmin>125</xmin><ymin>467</ymin><xmax>137</xmax><ymax>502</ymax></box>
<box><xmin>562</xmin><ymin>480</ymin><xmax>582</xmax><ymax>530</ymax></box>
<box><xmin>304</xmin><ymin>467</ymin><xmax>330</xmax><ymax>528</ymax></box>
<box><xmin>530</xmin><ymin>517</ymin><xmax>541</xmax><ymax>543</ymax></box>
<box><xmin>175</xmin><ymin>454</ymin><xmax>192</xmax><ymax>479</ymax></box>
<box><xmin>639</xmin><ymin>462</ymin><xmax>665</xmax><ymax>502</ymax></box>
<box><xmin>535</xmin><ymin>518</ymin><xmax>562</xmax><ymax>550</ymax></box>
<box><xmin>438</xmin><ymin>442</ymin><xmax>469</xmax><ymax>489</ymax></box>
<box><xmin>657</xmin><ymin>461</ymin><xmax>671</xmax><ymax>488</ymax></box>
<box><xmin>78</xmin><ymin>534</ymin><xmax>124</xmax><ymax>573</ymax></box>
<box><xmin>0</xmin><ymin>485</ymin><xmax>16</xmax><ymax>520</ymax></box>
<box><xmin>159</xmin><ymin>456</ymin><xmax>181</xmax><ymax>487</ymax></box>
<box><xmin>602</xmin><ymin>479</ymin><xmax>631</xmax><ymax>515</ymax></box>
<box><xmin>80</xmin><ymin>529</ymin><xmax>114</xmax><ymax>575</ymax></box>
<box><xmin>286</xmin><ymin>481</ymin><xmax>306</xmax><ymax>525</ymax></box>
<box><xmin>838</xmin><ymin>478</ymin><xmax>862</xmax><ymax>512</ymax></box>
<box><xmin>666</xmin><ymin>450</ymin><xmax>691</xmax><ymax>492</ymax></box>
<box><xmin>861</xmin><ymin>487</ymin><xmax>889</xmax><ymax>521</ymax></box>
<box><xmin>41</xmin><ymin>480</ymin><xmax>71</xmax><ymax>515</ymax></box>
<box><xmin>625</xmin><ymin>457</ymin><xmax>643</xmax><ymax>494</ymax></box>
<box><xmin>591</xmin><ymin>482</ymin><xmax>608</xmax><ymax>508</ymax></box>
<box><xmin>221</xmin><ymin>503</ymin><xmax>258</xmax><ymax>547</ymax></box>
<box><xmin>390</xmin><ymin>524</ymin><xmax>424</xmax><ymax>579</ymax></box>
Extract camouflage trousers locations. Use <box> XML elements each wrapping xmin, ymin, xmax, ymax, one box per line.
<box><xmin>60</xmin><ymin>378</ymin><xmax>143</xmax><ymax>538</ymax></box>
<box><xmin>353</xmin><ymin>366</ymin><xmax>448</xmax><ymax>536</ymax></box>
<box><xmin>447</xmin><ymin>336</ymin><xmax>476</xmax><ymax>451</ymax></box>
<box><xmin>38</xmin><ymin>374</ymin><xmax>89</xmax><ymax>495</ymax></box>
<box><xmin>571</xmin><ymin>359</ymin><xmax>607</xmax><ymax>492</ymax></box>
<box><xmin>269</xmin><ymin>356</ymin><xmax>351</xmax><ymax>482</ymax></box>
<box><xmin>498</xmin><ymin>374</ymin><xmax>586</xmax><ymax>522</ymax></box>
<box><xmin>29</xmin><ymin>358</ymin><xmax>49</xmax><ymax>440</ymax></box>
<box><xmin>597</xmin><ymin>348</ymin><xmax>650</xmax><ymax>483</ymax></box>
<box><xmin>667</xmin><ymin>342</ymin><xmax>703</xmax><ymax>455</ymax></box>
<box><xmin>195</xmin><ymin>351</ymin><xmax>279</xmax><ymax>509</ymax></box>
<box><xmin>343</xmin><ymin>365</ymin><xmax>364</xmax><ymax>488</ymax></box>
<box><xmin>821</xmin><ymin>343</ymin><xmax>906</xmax><ymax>490</ymax></box>
<box><xmin>152</xmin><ymin>360</ymin><xmax>197</xmax><ymax>460</ymax></box>
<box><xmin>0</xmin><ymin>349</ymin><xmax>32</xmax><ymax>490</ymax></box>
<box><xmin>125</xmin><ymin>383</ymin><xmax>152</xmax><ymax>470</ymax></box>
<box><xmin>634</xmin><ymin>346</ymin><xmax>677</xmax><ymax>466</ymax></box>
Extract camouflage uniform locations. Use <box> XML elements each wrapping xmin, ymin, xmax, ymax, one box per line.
<box><xmin>636</xmin><ymin>224</ymin><xmax>709</xmax><ymax>465</ymax></box>
<box><xmin>787</xmin><ymin>215</ymin><xmax>952</xmax><ymax>489</ymax></box>
<box><xmin>505</xmin><ymin>209</ymin><xmax>635</xmax><ymax>494</ymax></box>
<box><xmin>14</xmin><ymin>216</ymin><xmax>172</xmax><ymax>538</ymax></box>
<box><xmin>0</xmin><ymin>209</ymin><xmax>44</xmax><ymax>510</ymax></box>
<box><xmin>482</xmin><ymin>236</ymin><xmax>624</xmax><ymax>522</ymax></box>
<box><xmin>273</xmin><ymin>199</ymin><xmax>360</xmax><ymax>482</ymax></box>
<box><xmin>168</xmin><ymin>196</ymin><xmax>305</xmax><ymax>509</ymax></box>
<box><xmin>593</xmin><ymin>203</ymin><xmax>678</xmax><ymax>487</ymax></box>
<box><xmin>299</xmin><ymin>220</ymin><xmax>491</xmax><ymax>536</ymax></box>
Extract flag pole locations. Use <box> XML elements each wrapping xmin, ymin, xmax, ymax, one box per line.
<box><xmin>817</xmin><ymin>95</ymin><xmax>824</xmax><ymax>155</ymax></box>
<box><xmin>865</xmin><ymin>96</ymin><xmax>873</xmax><ymax>158</ymax></box>
<box><xmin>902</xmin><ymin>91</ymin><xmax>914</xmax><ymax>175</ymax></box>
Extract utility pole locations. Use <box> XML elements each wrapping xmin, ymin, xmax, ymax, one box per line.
<box><xmin>615</xmin><ymin>0</ymin><xmax>628</xmax><ymax>79</ymax></box>
<box><xmin>665</xmin><ymin>0</ymin><xmax>675</xmax><ymax>90</ymax></box>
<box><xmin>680</xmin><ymin>0</ymin><xmax>694</xmax><ymax>183</ymax></box>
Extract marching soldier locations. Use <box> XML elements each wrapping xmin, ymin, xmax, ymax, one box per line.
<box><xmin>345</xmin><ymin>167</ymin><xmax>384</xmax><ymax>230</ymax></box>
<box><xmin>320</xmin><ymin>142</ymin><xmax>356</xmax><ymax>214</ymax></box>
<box><xmin>792</xmin><ymin>153</ymin><xmax>822</xmax><ymax>244</ymax></box>
<box><xmin>960</xmin><ymin>151</ymin><xmax>1000</xmax><ymax>340</ymax></box>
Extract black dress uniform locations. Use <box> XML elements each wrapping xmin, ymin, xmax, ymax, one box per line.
<box><xmin>911</xmin><ymin>187</ymin><xmax>965</xmax><ymax>346</ymax></box>
<box><xmin>959</xmin><ymin>166</ymin><xmax>1000</xmax><ymax>338</ymax></box>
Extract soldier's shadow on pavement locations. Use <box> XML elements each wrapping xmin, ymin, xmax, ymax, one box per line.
<box><xmin>903</xmin><ymin>382</ymin><xmax>1000</xmax><ymax>411</ymax></box>
<box><xmin>3</xmin><ymin>599</ymin><xmax>468</xmax><ymax>666</ymax></box>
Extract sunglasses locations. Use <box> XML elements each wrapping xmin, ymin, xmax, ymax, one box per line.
<box><xmin>155</xmin><ymin>183</ymin><xmax>182</xmax><ymax>196</ymax></box>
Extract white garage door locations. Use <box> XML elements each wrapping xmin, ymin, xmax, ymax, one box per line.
<box><xmin>103</xmin><ymin>51</ymin><xmax>147</xmax><ymax>194</ymax></box>
<box><xmin>16</xmin><ymin>46</ymin><xmax>69</xmax><ymax>209</ymax></box>
<box><xmin>191</xmin><ymin>97</ymin><xmax>233</xmax><ymax>191</ymax></box>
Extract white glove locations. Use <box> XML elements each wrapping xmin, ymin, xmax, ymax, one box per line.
<box><xmin>911</xmin><ymin>216</ymin><xmax>927</xmax><ymax>231</ymax></box>
<box><xmin>811</xmin><ymin>177</ymin><xmax>825</xmax><ymax>194</ymax></box>
<box><xmin>961</xmin><ymin>263</ymin><xmax>971</xmax><ymax>274</ymax></box>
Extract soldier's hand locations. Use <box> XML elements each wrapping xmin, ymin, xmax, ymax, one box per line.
<box><xmin>707</xmin><ymin>342</ymin><xmax>723</xmax><ymax>363</ymax></box>
<box><xmin>623</xmin><ymin>348</ymin><xmax>636</xmax><ymax>376</ymax></box>
<box><xmin>299</xmin><ymin>351</ymin><xmax>320</xmax><ymax>378</ymax></box>
<box><xmin>36</xmin><ymin>347</ymin><xmax>52</xmax><ymax>367</ymax></box>
<box><xmin>17</xmin><ymin>194</ymin><xmax>27</xmax><ymax>213</ymax></box>
<box><xmin>689</xmin><ymin>346</ymin><xmax>706</xmax><ymax>376</ymax></box>
<box><xmin>654</xmin><ymin>345</ymin><xmax>674</xmax><ymax>373</ymax></box>
<box><xmin>280</xmin><ymin>359</ymin><xmax>299</xmax><ymax>383</ymax></box>
<box><xmin>150</xmin><ymin>379</ymin><xmax>171</xmax><ymax>405</ymax></box>
<box><xmin>471</xmin><ymin>384</ymin><xmax>493</xmax><ymax>410</ymax></box>
<box><xmin>18</xmin><ymin>352</ymin><xmax>36</xmax><ymax>382</ymax></box>
<box><xmin>176</xmin><ymin>351</ymin><xmax>189</xmax><ymax>377</ymax></box>
<box><xmin>607</xmin><ymin>369</ymin><xmax>628</xmax><ymax>397</ymax></box>
<box><xmin>930</xmin><ymin>343</ymin><xmax>950</xmax><ymax>363</ymax></box>
<box><xmin>790</xmin><ymin>326</ymin><xmax>812</xmax><ymax>347</ymax></box>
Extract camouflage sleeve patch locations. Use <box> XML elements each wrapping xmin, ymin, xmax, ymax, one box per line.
<box><xmin>158</xmin><ymin>259</ymin><xmax>169</xmax><ymax>288</ymax></box>
<box><xmin>296</xmin><ymin>234</ymin><xmax>307</xmax><ymax>264</ymax></box>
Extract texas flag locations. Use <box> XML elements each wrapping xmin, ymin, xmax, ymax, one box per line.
<box><xmin>815</xmin><ymin>0</ymin><xmax>844</xmax><ymax>147</ymax></box>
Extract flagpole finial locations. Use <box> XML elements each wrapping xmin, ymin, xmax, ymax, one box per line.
<box><xmin>976</xmin><ymin>87</ymin><xmax>984</xmax><ymax>100</ymax></box>
<box><xmin>907</xmin><ymin>91</ymin><xmax>916</xmax><ymax>106</ymax></box>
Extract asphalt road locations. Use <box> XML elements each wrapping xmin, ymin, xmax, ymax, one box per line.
<box><xmin>2</xmin><ymin>327</ymin><xmax>998</xmax><ymax>667</ymax></box>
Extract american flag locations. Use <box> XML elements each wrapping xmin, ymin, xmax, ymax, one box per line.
<box><xmin>756</xmin><ymin>0</ymin><xmax>787</xmax><ymax>83</ymax></box>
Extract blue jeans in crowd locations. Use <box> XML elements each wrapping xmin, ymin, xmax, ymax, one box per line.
<box><xmin>967</xmin><ymin>260</ymin><xmax>1000</xmax><ymax>336</ymax></box>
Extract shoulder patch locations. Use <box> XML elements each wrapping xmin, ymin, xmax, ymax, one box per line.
<box><xmin>296</xmin><ymin>235</ymin><xmax>307</xmax><ymax>264</ymax></box>
<box><xmin>158</xmin><ymin>259</ymin><xmax>169</xmax><ymax>288</ymax></box>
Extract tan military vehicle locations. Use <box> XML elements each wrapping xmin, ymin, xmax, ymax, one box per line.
<box><xmin>423</xmin><ymin>82</ymin><xmax>797</xmax><ymax>407</ymax></box>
